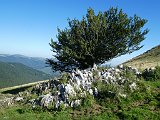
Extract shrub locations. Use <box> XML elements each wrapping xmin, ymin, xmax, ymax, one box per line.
<box><xmin>142</xmin><ymin>66</ymin><xmax>160</xmax><ymax>81</ymax></box>
<box><xmin>59</xmin><ymin>72</ymin><xmax>70</xmax><ymax>83</ymax></box>
<box><xmin>81</xmin><ymin>94</ymin><xmax>94</xmax><ymax>108</ymax></box>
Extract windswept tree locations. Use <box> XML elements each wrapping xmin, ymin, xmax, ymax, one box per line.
<box><xmin>47</xmin><ymin>7</ymin><xmax>149</xmax><ymax>72</ymax></box>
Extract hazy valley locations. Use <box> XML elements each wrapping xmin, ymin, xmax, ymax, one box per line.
<box><xmin>0</xmin><ymin>54</ymin><xmax>59</xmax><ymax>88</ymax></box>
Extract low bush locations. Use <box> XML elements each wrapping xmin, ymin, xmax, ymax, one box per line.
<box><xmin>81</xmin><ymin>94</ymin><xmax>94</xmax><ymax>108</ymax></box>
<box><xmin>142</xmin><ymin>66</ymin><xmax>160</xmax><ymax>81</ymax></box>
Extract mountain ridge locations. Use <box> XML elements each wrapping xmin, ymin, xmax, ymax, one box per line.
<box><xmin>0</xmin><ymin>54</ymin><xmax>54</xmax><ymax>75</ymax></box>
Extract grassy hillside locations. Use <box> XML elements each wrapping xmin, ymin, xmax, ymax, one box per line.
<box><xmin>0</xmin><ymin>61</ymin><xmax>51</xmax><ymax>88</ymax></box>
<box><xmin>123</xmin><ymin>45</ymin><xmax>160</xmax><ymax>69</ymax></box>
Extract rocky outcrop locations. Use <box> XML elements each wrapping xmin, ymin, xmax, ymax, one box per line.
<box><xmin>18</xmin><ymin>64</ymin><xmax>142</xmax><ymax>109</ymax></box>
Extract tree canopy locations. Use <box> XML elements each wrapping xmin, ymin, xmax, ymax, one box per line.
<box><xmin>47</xmin><ymin>7</ymin><xmax>149</xmax><ymax>72</ymax></box>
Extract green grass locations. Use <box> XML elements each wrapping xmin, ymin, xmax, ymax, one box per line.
<box><xmin>0</xmin><ymin>67</ymin><xmax>160</xmax><ymax>120</ymax></box>
<box><xmin>0</xmin><ymin>105</ymin><xmax>58</xmax><ymax>120</ymax></box>
<box><xmin>0</xmin><ymin>79</ymin><xmax>160</xmax><ymax>120</ymax></box>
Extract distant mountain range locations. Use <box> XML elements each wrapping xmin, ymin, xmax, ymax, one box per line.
<box><xmin>0</xmin><ymin>54</ymin><xmax>55</xmax><ymax>75</ymax></box>
<box><xmin>0</xmin><ymin>61</ymin><xmax>51</xmax><ymax>88</ymax></box>
<box><xmin>0</xmin><ymin>54</ymin><xmax>46</xmax><ymax>69</ymax></box>
<box><xmin>123</xmin><ymin>45</ymin><xmax>160</xmax><ymax>69</ymax></box>
<box><xmin>0</xmin><ymin>54</ymin><xmax>60</xmax><ymax>88</ymax></box>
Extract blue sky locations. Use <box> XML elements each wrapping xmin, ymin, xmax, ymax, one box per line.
<box><xmin>0</xmin><ymin>0</ymin><xmax>159</xmax><ymax>65</ymax></box>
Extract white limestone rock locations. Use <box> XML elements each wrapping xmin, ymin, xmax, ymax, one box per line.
<box><xmin>65</xmin><ymin>84</ymin><xmax>76</xmax><ymax>96</ymax></box>
<box><xmin>40</xmin><ymin>94</ymin><xmax>54</xmax><ymax>107</ymax></box>
<box><xmin>93</xmin><ymin>87</ymin><xmax>98</xmax><ymax>96</ymax></box>
<box><xmin>70</xmin><ymin>99</ymin><xmax>81</xmax><ymax>107</ymax></box>
<box><xmin>89</xmin><ymin>89</ymin><xmax>93</xmax><ymax>95</ymax></box>
<box><xmin>119</xmin><ymin>93</ymin><xmax>127</xmax><ymax>98</ymax></box>
<box><xmin>129</xmin><ymin>82</ymin><xmax>137</xmax><ymax>91</ymax></box>
<box><xmin>14</xmin><ymin>97</ymin><xmax>23</xmax><ymax>102</ymax></box>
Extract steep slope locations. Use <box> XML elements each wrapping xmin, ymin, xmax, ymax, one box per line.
<box><xmin>0</xmin><ymin>61</ymin><xmax>51</xmax><ymax>88</ymax></box>
<box><xmin>123</xmin><ymin>45</ymin><xmax>160</xmax><ymax>69</ymax></box>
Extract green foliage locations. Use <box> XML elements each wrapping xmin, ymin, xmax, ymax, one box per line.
<box><xmin>94</xmin><ymin>81</ymin><xmax>122</xmax><ymax>109</ymax></box>
<box><xmin>116</xmin><ymin>107</ymin><xmax>160</xmax><ymax>120</ymax></box>
<box><xmin>53</xmin><ymin>111</ymin><xmax>71</xmax><ymax>120</ymax></box>
<box><xmin>58</xmin><ymin>103</ymin><xmax>66</xmax><ymax>111</ymax></box>
<box><xmin>59</xmin><ymin>72</ymin><xmax>70</xmax><ymax>84</ymax></box>
<box><xmin>81</xmin><ymin>94</ymin><xmax>94</xmax><ymax>108</ymax></box>
<box><xmin>0</xmin><ymin>61</ymin><xmax>50</xmax><ymax>88</ymax></box>
<box><xmin>122</xmin><ymin>67</ymin><xmax>137</xmax><ymax>81</ymax></box>
<box><xmin>142</xmin><ymin>66</ymin><xmax>160</xmax><ymax>81</ymax></box>
<box><xmin>96</xmin><ymin>81</ymin><xmax>119</xmax><ymax>99</ymax></box>
<box><xmin>26</xmin><ymin>93</ymin><xmax>38</xmax><ymax>101</ymax></box>
<box><xmin>47</xmin><ymin>7</ymin><xmax>149</xmax><ymax>72</ymax></box>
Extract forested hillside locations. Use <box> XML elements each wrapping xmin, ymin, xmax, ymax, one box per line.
<box><xmin>0</xmin><ymin>61</ymin><xmax>51</xmax><ymax>88</ymax></box>
<box><xmin>0</xmin><ymin>54</ymin><xmax>45</xmax><ymax>69</ymax></box>
<box><xmin>0</xmin><ymin>54</ymin><xmax>55</xmax><ymax>75</ymax></box>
